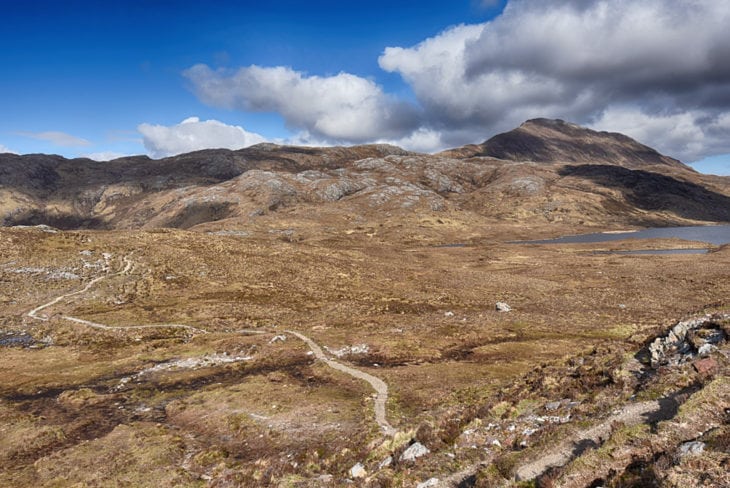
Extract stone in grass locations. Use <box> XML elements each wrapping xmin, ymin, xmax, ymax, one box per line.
<box><xmin>349</xmin><ymin>462</ymin><xmax>367</xmax><ymax>478</ymax></box>
<box><xmin>496</xmin><ymin>302</ymin><xmax>512</xmax><ymax>312</ymax></box>
<box><xmin>678</xmin><ymin>441</ymin><xmax>705</xmax><ymax>458</ymax></box>
<box><xmin>417</xmin><ymin>478</ymin><xmax>439</xmax><ymax>488</ymax></box>
<box><xmin>697</xmin><ymin>343</ymin><xmax>717</xmax><ymax>357</ymax></box>
<box><xmin>269</xmin><ymin>335</ymin><xmax>287</xmax><ymax>344</ymax></box>
<box><xmin>400</xmin><ymin>441</ymin><xmax>430</xmax><ymax>462</ymax></box>
<box><xmin>545</xmin><ymin>401</ymin><xmax>562</xmax><ymax>411</ymax></box>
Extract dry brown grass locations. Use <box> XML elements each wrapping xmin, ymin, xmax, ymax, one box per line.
<box><xmin>1</xmin><ymin>223</ymin><xmax>729</xmax><ymax>486</ymax></box>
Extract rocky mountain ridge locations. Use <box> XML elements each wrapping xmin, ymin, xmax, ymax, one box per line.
<box><xmin>1</xmin><ymin>119</ymin><xmax>728</xmax><ymax>231</ymax></box>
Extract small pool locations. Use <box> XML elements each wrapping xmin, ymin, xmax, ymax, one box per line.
<box><xmin>513</xmin><ymin>224</ymin><xmax>730</xmax><ymax>255</ymax></box>
<box><xmin>517</xmin><ymin>224</ymin><xmax>730</xmax><ymax>246</ymax></box>
<box><xmin>588</xmin><ymin>248</ymin><xmax>709</xmax><ymax>255</ymax></box>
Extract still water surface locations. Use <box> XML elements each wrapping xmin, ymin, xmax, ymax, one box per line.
<box><xmin>514</xmin><ymin>224</ymin><xmax>730</xmax><ymax>255</ymax></box>
<box><xmin>520</xmin><ymin>225</ymin><xmax>730</xmax><ymax>246</ymax></box>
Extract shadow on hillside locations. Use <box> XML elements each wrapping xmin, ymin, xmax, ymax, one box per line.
<box><xmin>641</xmin><ymin>384</ymin><xmax>699</xmax><ymax>433</ymax></box>
<box><xmin>3</xmin><ymin>210</ymin><xmax>109</xmax><ymax>230</ymax></box>
<box><xmin>164</xmin><ymin>202</ymin><xmax>235</xmax><ymax>229</ymax></box>
<box><xmin>559</xmin><ymin>165</ymin><xmax>730</xmax><ymax>223</ymax></box>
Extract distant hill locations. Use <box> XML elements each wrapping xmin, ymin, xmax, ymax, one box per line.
<box><xmin>440</xmin><ymin>118</ymin><xmax>686</xmax><ymax>168</ymax></box>
<box><xmin>1</xmin><ymin>120</ymin><xmax>728</xmax><ymax>230</ymax></box>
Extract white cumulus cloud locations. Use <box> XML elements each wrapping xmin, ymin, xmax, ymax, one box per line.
<box><xmin>83</xmin><ymin>151</ymin><xmax>129</xmax><ymax>162</ymax></box>
<box><xmin>378</xmin><ymin>0</ymin><xmax>730</xmax><ymax>160</ymax></box>
<box><xmin>283</xmin><ymin>128</ymin><xmax>447</xmax><ymax>154</ymax></box>
<box><xmin>184</xmin><ymin>64</ymin><xmax>420</xmax><ymax>143</ymax></box>
<box><xmin>181</xmin><ymin>0</ymin><xmax>730</xmax><ymax>162</ymax></box>
<box><xmin>590</xmin><ymin>107</ymin><xmax>711</xmax><ymax>162</ymax></box>
<box><xmin>0</xmin><ymin>144</ymin><xmax>17</xmax><ymax>154</ymax></box>
<box><xmin>16</xmin><ymin>131</ymin><xmax>91</xmax><ymax>147</ymax></box>
<box><xmin>138</xmin><ymin>117</ymin><xmax>268</xmax><ymax>158</ymax></box>
<box><xmin>378</xmin><ymin>128</ymin><xmax>448</xmax><ymax>154</ymax></box>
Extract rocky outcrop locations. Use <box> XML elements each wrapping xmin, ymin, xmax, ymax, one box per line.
<box><xmin>400</xmin><ymin>441</ymin><xmax>430</xmax><ymax>462</ymax></box>
<box><xmin>647</xmin><ymin>314</ymin><xmax>728</xmax><ymax>367</ymax></box>
<box><xmin>2</xmin><ymin>119</ymin><xmax>729</xmax><ymax>230</ymax></box>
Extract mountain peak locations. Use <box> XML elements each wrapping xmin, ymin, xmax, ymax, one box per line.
<box><xmin>471</xmin><ymin>118</ymin><xmax>684</xmax><ymax>168</ymax></box>
<box><xmin>520</xmin><ymin>117</ymin><xmax>573</xmax><ymax>128</ymax></box>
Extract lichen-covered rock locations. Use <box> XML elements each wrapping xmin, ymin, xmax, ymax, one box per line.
<box><xmin>399</xmin><ymin>441</ymin><xmax>430</xmax><ymax>462</ymax></box>
<box><xmin>349</xmin><ymin>462</ymin><xmax>366</xmax><ymax>479</ymax></box>
<box><xmin>648</xmin><ymin>314</ymin><xmax>729</xmax><ymax>367</ymax></box>
<box><xmin>377</xmin><ymin>456</ymin><xmax>392</xmax><ymax>469</ymax></box>
<box><xmin>678</xmin><ymin>441</ymin><xmax>705</xmax><ymax>458</ymax></box>
<box><xmin>496</xmin><ymin>302</ymin><xmax>512</xmax><ymax>312</ymax></box>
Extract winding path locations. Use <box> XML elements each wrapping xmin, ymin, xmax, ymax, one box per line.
<box><xmin>435</xmin><ymin>392</ymin><xmax>688</xmax><ymax>486</ymax></box>
<box><xmin>286</xmin><ymin>330</ymin><xmax>396</xmax><ymax>436</ymax></box>
<box><xmin>25</xmin><ymin>253</ymin><xmax>397</xmax><ymax>436</ymax></box>
<box><xmin>28</xmin><ymin>274</ymin><xmax>109</xmax><ymax>321</ymax></box>
<box><xmin>28</xmin><ymin>254</ymin><xmax>133</xmax><ymax>321</ymax></box>
<box><xmin>59</xmin><ymin>315</ymin><xmax>207</xmax><ymax>334</ymax></box>
<box><xmin>514</xmin><ymin>399</ymin><xmax>677</xmax><ymax>481</ymax></box>
<box><xmin>27</xmin><ymin>254</ymin><xmax>206</xmax><ymax>334</ymax></box>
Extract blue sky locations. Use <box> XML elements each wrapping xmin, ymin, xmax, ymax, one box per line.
<box><xmin>1</xmin><ymin>0</ymin><xmax>728</xmax><ymax>176</ymax></box>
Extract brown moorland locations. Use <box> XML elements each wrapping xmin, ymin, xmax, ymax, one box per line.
<box><xmin>0</xmin><ymin>119</ymin><xmax>728</xmax><ymax>487</ymax></box>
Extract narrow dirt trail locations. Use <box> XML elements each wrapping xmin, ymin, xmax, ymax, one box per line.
<box><xmin>27</xmin><ymin>254</ymin><xmax>206</xmax><ymax>334</ymax></box>
<box><xmin>27</xmin><ymin>275</ymin><xmax>108</xmax><ymax>321</ymax></box>
<box><xmin>285</xmin><ymin>330</ymin><xmax>396</xmax><ymax>436</ymax></box>
<box><xmin>436</xmin><ymin>399</ymin><xmax>674</xmax><ymax>486</ymax></box>
<box><xmin>513</xmin><ymin>399</ymin><xmax>667</xmax><ymax>481</ymax></box>
<box><xmin>24</xmin><ymin>254</ymin><xmax>396</xmax><ymax>436</ymax></box>
<box><xmin>28</xmin><ymin>254</ymin><xmax>133</xmax><ymax>321</ymax></box>
<box><xmin>59</xmin><ymin>315</ymin><xmax>207</xmax><ymax>334</ymax></box>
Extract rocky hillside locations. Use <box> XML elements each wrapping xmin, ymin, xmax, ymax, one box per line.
<box><xmin>1</xmin><ymin>120</ymin><xmax>728</xmax><ymax>231</ymax></box>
